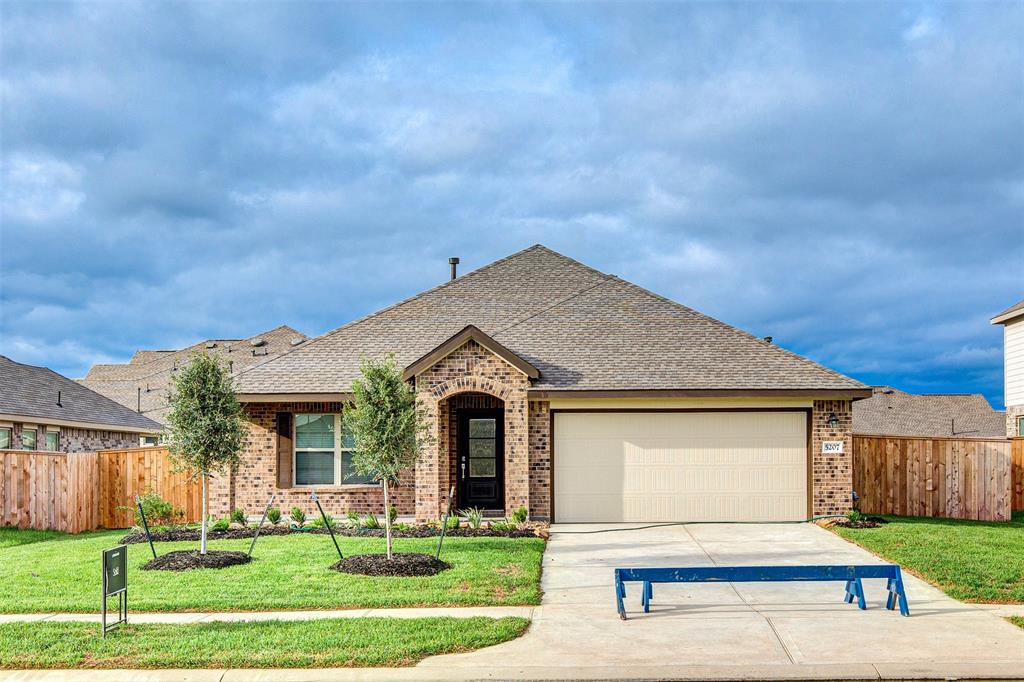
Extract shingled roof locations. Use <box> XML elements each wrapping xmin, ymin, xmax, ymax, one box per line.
<box><xmin>991</xmin><ymin>299</ymin><xmax>1024</xmax><ymax>325</ymax></box>
<box><xmin>853</xmin><ymin>386</ymin><xmax>1006</xmax><ymax>438</ymax></box>
<box><xmin>80</xmin><ymin>325</ymin><xmax>308</xmax><ymax>424</ymax></box>
<box><xmin>0</xmin><ymin>356</ymin><xmax>161</xmax><ymax>433</ymax></box>
<box><xmin>235</xmin><ymin>245</ymin><xmax>867</xmax><ymax>396</ymax></box>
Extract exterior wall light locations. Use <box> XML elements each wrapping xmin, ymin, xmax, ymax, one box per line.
<box><xmin>828</xmin><ymin>412</ymin><xmax>840</xmax><ymax>429</ymax></box>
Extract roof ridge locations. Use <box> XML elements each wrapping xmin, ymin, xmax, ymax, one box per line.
<box><xmin>233</xmin><ymin>244</ymin><xmax>587</xmax><ymax>383</ymax></box>
<box><xmin>600</xmin><ymin>277</ymin><xmax>866</xmax><ymax>388</ymax></box>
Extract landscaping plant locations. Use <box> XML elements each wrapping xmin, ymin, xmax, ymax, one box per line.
<box><xmin>511</xmin><ymin>506</ymin><xmax>529</xmax><ymax>525</ymax></box>
<box><xmin>165</xmin><ymin>353</ymin><xmax>246</xmax><ymax>555</ymax></box>
<box><xmin>347</xmin><ymin>511</ymin><xmax>362</xmax><ymax>528</ymax></box>
<box><xmin>230</xmin><ymin>508</ymin><xmax>247</xmax><ymax>526</ymax></box>
<box><xmin>266</xmin><ymin>507</ymin><xmax>282</xmax><ymax>525</ymax></box>
<box><xmin>362</xmin><ymin>513</ymin><xmax>381</xmax><ymax>530</ymax></box>
<box><xmin>460</xmin><ymin>507</ymin><xmax>484</xmax><ymax>529</ymax></box>
<box><xmin>120</xmin><ymin>488</ymin><xmax>182</xmax><ymax>530</ymax></box>
<box><xmin>342</xmin><ymin>354</ymin><xmax>432</xmax><ymax>560</ymax></box>
<box><xmin>310</xmin><ymin>513</ymin><xmax>337</xmax><ymax>529</ymax></box>
<box><xmin>210</xmin><ymin>516</ymin><xmax>230</xmax><ymax>532</ymax></box>
<box><xmin>290</xmin><ymin>507</ymin><xmax>306</xmax><ymax>527</ymax></box>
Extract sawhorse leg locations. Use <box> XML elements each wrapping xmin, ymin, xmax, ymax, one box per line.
<box><xmin>641</xmin><ymin>581</ymin><xmax>653</xmax><ymax>613</ymax></box>
<box><xmin>615</xmin><ymin>571</ymin><xmax>627</xmax><ymax>620</ymax></box>
<box><xmin>843</xmin><ymin>578</ymin><xmax>866</xmax><ymax>610</ymax></box>
<box><xmin>886</xmin><ymin>570</ymin><xmax>910</xmax><ymax>616</ymax></box>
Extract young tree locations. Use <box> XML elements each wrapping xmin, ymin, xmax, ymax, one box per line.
<box><xmin>343</xmin><ymin>354</ymin><xmax>430</xmax><ymax>559</ymax></box>
<box><xmin>165</xmin><ymin>353</ymin><xmax>246</xmax><ymax>555</ymax></box>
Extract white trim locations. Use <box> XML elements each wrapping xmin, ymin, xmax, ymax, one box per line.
<box><xmin>292</xmin><ymin>412</ymin><xmax>377</xmax><ymax>488</ymax></box>
<box><xmin>0</xmin><ymin>421</ymin><xmax>12</xmax><ymax>428</ymax></box>
<box><xmin>0</xmin><ymin>413</ymin><xmax>159</xmax><ymax>435</ymax></box>
<box><xmin>46</xmin><ymin>425</ymin><xmax>61</xmax><ymax>432</ymax></box>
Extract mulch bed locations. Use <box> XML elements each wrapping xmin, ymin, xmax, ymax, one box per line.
<box><xmin>142</xmin><ymin>550</ymin><xmax>252</xmax><ymax>571</ymax></box>
<box><xmin>120</xmin><ymin>525</ymin><xmax>538</xmax><ymax>544</ymax></box>
<box><xmin>838</xmin><ymin>517</ymin><xmax>888</xmax><ymax>529</ymax></box>
<box><xmin>330</xmin><ymin>552</ymin><xmax>450</xmax><ymax>577</ymax></box>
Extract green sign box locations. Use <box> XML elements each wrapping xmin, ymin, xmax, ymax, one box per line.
<box><xmin>103</xmin><ymin>546</ymin><xmax>127</xmax><ymax>596</ymax></box>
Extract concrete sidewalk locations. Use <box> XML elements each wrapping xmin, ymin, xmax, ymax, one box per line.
<box><xmin>0</xmin><ymin>606</ymin><xmax>534</xmax><ymax>624</ymax></box>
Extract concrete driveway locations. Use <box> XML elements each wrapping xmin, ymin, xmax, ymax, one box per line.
<box><xmin>421</xmin><ymin>522</ymin><xmax>1024</xmax><ymax>680</ymax></box>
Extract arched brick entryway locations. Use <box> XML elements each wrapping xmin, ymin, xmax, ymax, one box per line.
<box><xmin>413</xmin><ymin>341</ymin><xmax>530</xmax><ymax>522</ymax></box>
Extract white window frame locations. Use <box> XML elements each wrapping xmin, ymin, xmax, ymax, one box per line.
<box><xmin>44</xmin><ymin>427</ymin><xmax>60</xmax><ymax>452</ymax></box>
<box><xmin>0</xmin><ymin>424</ymin><xmax>11</xmax><ymax>450</ymax></box>
<box><xmin>293</xmin><ymin>412</ymin><xmax>377</xmax><ymax>487</ymax></box>
<box><xmin>21</xmin><ymin>425</ymin><xmax>38</xmax><ymax>450</ymax></box>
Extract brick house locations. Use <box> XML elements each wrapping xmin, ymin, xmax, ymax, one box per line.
<box><xmin>217</xmin><ymin>245</ymin><xmax>870</xmax><ymax>523</ymax></box>
<box><xmin>0</xmin><ymin>355</ymin><xmax>161</xmax><ymax>453</ymax></box>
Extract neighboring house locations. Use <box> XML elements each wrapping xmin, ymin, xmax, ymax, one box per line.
<box><xmin>79</xmin><ymin>325</ymin><xmax>309</xmax><ymax>436</ymax></box>
<box><xmin>213</xmin><ymin>245</ymin><xmax>870</xmax><ymax>524</ymax></box>
<box><xmin>992</xmin><ymin>300</ymin><xmax>1024</xmax><ymax>437</ymax></box>
<box><xmin>853</xmin><ymin>386</ymin><xmax>1006</xmax><ymax>438</ymax></box>
<box><xmin>0</xmin><ymin>355</ymin><xmax>161</xmax><ymax>453</ymax></box>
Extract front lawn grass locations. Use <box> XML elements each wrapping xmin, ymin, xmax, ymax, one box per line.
<box><xmin>0</xmin><ymin>527</ymin><xmax>71</xmax><ymax>549</ymax></box>
<box><xmin>0</xmin><ymin>616</ymin><xmax>529</xmax><ymax>669</ymax></box>
<box><xmin>0</xmin><ymin>529</ymin><xmax>544</xmax><ymax>612</ymax></box>
<box><xmin>1010</xmin><ymin>617</ymin><xmax>1024</xmax><ymax>630</ymax></box>
<box><xmin>832</xmin><ymin>512</ymin><xmax>1024</xmax><ymax>603</ymax></box>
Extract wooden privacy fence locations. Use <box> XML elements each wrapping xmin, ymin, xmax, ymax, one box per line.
<box><xmin>1</xmin><ymin>451</ymin><xmax>100</xmax><ymax>533</ymax></box>
<box><xmin>853</xmin><ymin>435</ymin><xmax>1013</xmax><ymax>521</ymax></box>
<box><xmin>1014</xmin><ymin>438</ymin><xmax>1024</xmax><ymax>512</ymax></box>
<box><xmin>99</xmin><ymin>447</ymin><xmax>203</xmax><ymax>528</ymax></box>
<box><xmin>1</xmin><ymin>447</ymin><xmax>201</xmax><ymax>533</ymax></box>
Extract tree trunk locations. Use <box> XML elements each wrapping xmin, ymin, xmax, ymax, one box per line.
<box><xmin>200</xmin><ymin>470</ymin><xmax>208</xmax><ymax>555</ymax></box>
<box><xmin>383</xmin><ymin>477</ymin><xmax>392</xmax><ymax>561</ymax></box>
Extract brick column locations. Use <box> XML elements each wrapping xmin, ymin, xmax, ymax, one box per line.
<box><xmin>811</xmin><ymin>399</ymin><xmax>854</xmax><ymax>517</ymax></box>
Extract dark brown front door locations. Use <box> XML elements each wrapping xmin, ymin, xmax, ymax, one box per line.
<box><xmin>458</xmin><ymin>409</ymin><xmax>504</xmax><ymax>509</ymax></box>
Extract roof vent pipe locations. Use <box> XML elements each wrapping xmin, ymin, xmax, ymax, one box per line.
<box><xmin>57</xmin><ymin>390</ymin><xmax>62</xmax><ymax>407</ymax></box>
<box><xmin>449</xmin><ymin>257</ymin><xmax>460</xmax><ymax>281</ymax></box>
<box><xmin>763</xmin><ymin>336</ymin><xmax>773</xmax><ymax>344</ymax></box>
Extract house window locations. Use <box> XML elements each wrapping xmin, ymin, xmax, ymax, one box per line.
<box><xmin>141</xmin><ymin>435</ymin><xmax>159</xmax><ymax>447</ymax></box>
<box><xmin>1018</xmin><ymin>415</ymin><xmax>1024</xmax><ymax>437</ymax></box>
<box><xmin>0</xmin><ymin>427</ymin><xmax>10</xmax><ymax>449</ymax></box>
<box><xmin>293</xmin><ymin>413</ymin><xmax>377</xmax><ymax>487</ymax></box>
<box><xmin>44</xmin><ymin>431</ymin><xmax>59</xmax><ymax>451</ymax></box>
<box><xmin>22</xmin><ymin>428</ymin><xmax>37</xmax><ymax>450</ymax></box>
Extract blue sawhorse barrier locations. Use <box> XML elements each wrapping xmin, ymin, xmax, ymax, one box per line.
<box><xmin>614</xmin><ymin>564</ymin><xmax>910</xmax><ymax>620</ymax></box>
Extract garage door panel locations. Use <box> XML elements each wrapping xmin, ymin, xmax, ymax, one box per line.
<box><xmin>554</xmin><ymin>411</ymin><xmax>807</xmax><ymax>522</ymax></box>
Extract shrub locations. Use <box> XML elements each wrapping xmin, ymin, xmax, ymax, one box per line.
<box><xmin>510</xmin><ymin>506</ymin><xmax>529</xmax><ymax>524</ymax></box>
<box><xmin>490</xmin><ymin>518</ymin><xmax>517</xmax><ymax>532</ymax></box>
<box><xmin>394</xmin><ymin>522</ymin><xmax>412</xmax><ymax>532</ymax></box>
<box><xmin>846</xmin><ymin>509</ymin><xmax>863</xmax><ymax>523</ymax></box>
<box><xmin>230</xmin><ymin>508</ymin><xmax>247</xmax><ymax>526</ymax></box>
<box><xmin>210</xmin><ymin>516</ymin><xmax>230</xmax><ymax>532</ymax></box>
<box><xmin>119</xmin><ymin>488</ymin><xmax>181</xmax><ymax>529</ymax></box>
<box><xmin>310</xmin><ymin>513</ymin><xmax>337</xmax><ymax>529</ymax></box>
<box><xmin>460</xmin><ymin>507</ymin><xmax>484</xmax><ymax>529</ymax></box>
<box><xmin>347</xmin><ymin>511</ymin><xmax>362</xmax><ymax>528</ymax></box>
<box><xmin>266</xmin><ymin>507</ymin><xmax>282</xmax><ymax>525</ymax></box>
<box><xmin>446</xmin><ymin>514</ymin><xmax>460</xmax><ymax>530</ymax></box>
<box><xmin>389</xmin><ymin>504</ymin><xmax>398</xmax><ymax>524</ymax></box>
<box><xmin>362</xmin><ymin>513</ymin><xmax>381</xmax><ymax>529</ymax></box>
<box><xmin>290</xmin><ymin>507</ymin><xmax>306</xmax><ymax>527</ymax></box>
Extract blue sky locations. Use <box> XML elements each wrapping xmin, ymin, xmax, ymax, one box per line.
<box><xmin>1</xmin><ymin>2</ymin><xmax>1021</xmax><ymax>407</ymax></box>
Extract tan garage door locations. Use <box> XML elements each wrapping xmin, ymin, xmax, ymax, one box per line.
<box><xmin>553</xmin><ymin>411</ymin><xmax>808</xmax><ymax>522</ymax></box>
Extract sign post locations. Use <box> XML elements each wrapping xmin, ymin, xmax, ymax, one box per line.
<box><xmin>101</xmin><ymin>545</ymin><xmax>128</xmax><ymax>637</ymax></box>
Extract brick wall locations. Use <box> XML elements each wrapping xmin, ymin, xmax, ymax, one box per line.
<box><xmin>1006</xmin><ymin>405</ymin><xmax>1024</xmax><ymax>437</ymax></box>
<box><xmin>414</xmin><ymin>339</ymin><xmax>531</xmax><ymax>522</ymax></box>
<box><xmin>212</xmin><ymin>401</ymin><xmax>415</xmax><ymax>519</ymax></box>
<box><xmin>811</xmin><ymin>400</ymin><xmax>854</xmax><ymax>516</ymax></box>
<box><xmin>528</xmin><ymin>400</ymin><xmax>551</xmax><ymax>520</ymax></box>
<box><xmin>0</xmin><ymin>420</ymin><xmax>138</xmax><ymax>453</ymax></box>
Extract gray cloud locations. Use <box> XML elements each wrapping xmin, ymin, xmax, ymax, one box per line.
<box><xmin>1</xmin><ymin>1</ymin><xmax>1021</xmax><ymax>407</ymax></box>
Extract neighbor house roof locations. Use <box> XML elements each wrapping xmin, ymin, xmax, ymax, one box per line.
<box><xmin>991</xmin><ymin>299</ymin><xmax>1024</xmax><ymax>325</ymax></box>
<box><xmin>79</xmin><ymin>325</ymin><xmax>308</xmax><ymax>425</ymax></box>
<box><xmin>234</xmin><ymin>245</ymin><xmax>868</xmax><ymax>397</ymax></box>
<box><xmin>0</xmin><ymin>356</ymin><xmax>162</xmax><ymax>434</ymax></box>
<box><xmin>853</xmin><ymin>386</ymin><xmax>1006</xmax><ymax>438</ymax></box>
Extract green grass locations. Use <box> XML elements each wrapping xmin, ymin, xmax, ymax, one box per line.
<box><xmin>0</xmin><ymin>617</ymin><xmax>529</xmax><ymax>669</ymax></box>
<box><xmin>1010</xmin><ymin>617</ymin><xmax>1024</xmax><ymax>630</ymax></box>
<box><xmin>0</xmin><ymin>529</ymin><xmax>544</xmax><ymax>613</ymax></box>
<box><xmin>833</xmin><ymin>512</ymin><xmax>1024</xmax><ymax>603</ymax></box>
<box><xmin>0</xmin><ymin>527</ymin><xmax>70</xmax><ymax>549</ymax></box>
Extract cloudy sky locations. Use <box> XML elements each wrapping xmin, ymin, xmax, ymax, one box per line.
<box><xmin>1</xmin><ymin>2</ymin><xmax>1021</xmax><ymax>407</ymax></box>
